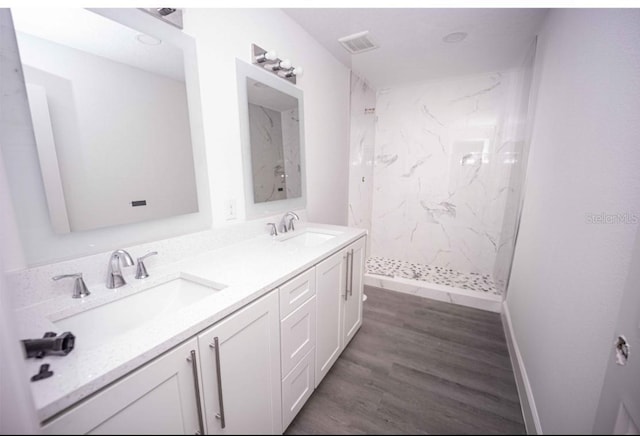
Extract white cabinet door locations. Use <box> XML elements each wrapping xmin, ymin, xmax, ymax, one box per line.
<box><xmin>343</xmin><ymin>237</ymin><xmax>365</xmax><ymax>347</ymax></box>
<box><xmin>42</xmin><ymin>338</ymin><xmax>205</xmax><ymax>435</ymax></box>
<box><xmin>197</xmin><ymin>290</ymin><xmax>282</xmax><ymax>435</ymax></box>
<box><xmin>314</xmin><ymin>249</ymin><xmax>346</xmax><ymax>387</ymax></box>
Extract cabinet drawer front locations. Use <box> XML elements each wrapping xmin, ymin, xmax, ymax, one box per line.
<box><xmin>279</xmin><ymin>267</ymin><xmax>316</xmax><ymax>319</ymax></box>
<box><xmin>282</xmin><ymin>348</ymin><xmax>315</xmax><ymax>431</ymax></box>
<box><xmin>281</xmin><ymin>296</ymin><xmax>316</xmax><ymax>377</ymax></box>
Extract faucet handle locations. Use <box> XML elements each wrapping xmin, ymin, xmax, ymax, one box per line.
<box><xmin>267</xmin><ymin>223</ymin><xmax>278</xmax><ymax>237</ymax></box>
<box><xmin>288</xmin><ymin>217</ymin><xmax>297</xmax><ymax>231</ymax></box>
<box><xmin>135</xmin><ymin>251</ymin><xmax>158</xmax><ymax>279</ymax></box>
<box><xmin>52</xmin><ymin>273</ymin><xmax>91</xmax><ymax>299</ymax></box>
<box><xmin>286</xmin><ymin>212</ymin><xmax>300</xmax><ymax>231</ymax></box>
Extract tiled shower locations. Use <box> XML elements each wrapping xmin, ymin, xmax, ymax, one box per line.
<box><xmin>348</xmin><ymin>42</ymin><xmax>536</xmax><ymax>301</ymax></box>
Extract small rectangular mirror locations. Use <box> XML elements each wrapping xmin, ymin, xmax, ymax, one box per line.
<box><xmin>236</xmin><ymin>59</ymin><xmax>306</xmax><ymax>218</ymax></box>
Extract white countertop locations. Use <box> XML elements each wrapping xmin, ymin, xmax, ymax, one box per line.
<box><xmin>15</xmin><ymin>223</ymin><xmax>366</xmax><ymax>422</ymax></box>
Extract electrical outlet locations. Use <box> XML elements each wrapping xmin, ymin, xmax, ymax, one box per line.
<box><xmin>225</xmin><ymin>199</ymin><xmax>236</xmax><ymax>220</ymax></box>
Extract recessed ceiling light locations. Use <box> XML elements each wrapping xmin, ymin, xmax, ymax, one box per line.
<box><xmin>136</xmin><ymin>34</ymin><xmax>162</xmax><ymax>46</ymax></box>
<box><xmin>442</xmin><ymin>32</ymin><xmax>468</xmax><ymax>43</ymax></box>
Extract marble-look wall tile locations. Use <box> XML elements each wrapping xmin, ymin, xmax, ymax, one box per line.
<box><xmin>370</xmin><ymin>71</ymin><xmax>522</xmax><ymax>279</ymax></box>
<box><xmin>248</xmin><ymin>103</ymin><xmax>286</xmax><ymax>202</ymax></box>
<box><xmin>347</xmin><ymin>72</ymin><xmax>376</xmax><ymax>249</ymax></box>
<box><xmin>281</xmin><ymin>107</ymin><xmax>301</xmax><ymax>199</ymax></box>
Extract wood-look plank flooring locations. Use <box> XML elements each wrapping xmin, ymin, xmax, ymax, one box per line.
<box><xmin>285</xmin><ymin>285</ymin><xmax>525</xmax><ymax>435</ymax></box>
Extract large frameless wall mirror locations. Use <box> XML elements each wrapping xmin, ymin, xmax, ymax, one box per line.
<box><xmin>4</xmin><ymin>9</ymin><xmax>211</xmax><ymax>266</ymax></box>
<box><xmin>13</xmin><ymin>8</ymin><xmax>197</xmax><ymax>232</ymax></box>
<box><xmin>236</xmin><ymin>59</ymin><xmax>306</xmax><ymax>218</ymax></box>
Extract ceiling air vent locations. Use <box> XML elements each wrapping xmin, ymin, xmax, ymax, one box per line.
<box><xmin>338</xmin><ymin>31</ymin><xmax>378</xmax><ymax>54</ymax></box>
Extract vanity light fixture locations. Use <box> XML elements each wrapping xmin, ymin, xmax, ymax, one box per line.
<box><xmin>255</xmin><ymin>50</ymin><xmax>278</xmax><ymax>63</ymax></box>
<box><xmin>252</xmin><ymin>43</ymin><xmax>302</xmax><ymax>84</ymax></box>
<box><xmin>138</xmin><ymin>8</ymin><xmax>183</xmax><ymax>29</ymax></box>
<box><xmin>269</xmin><ymin>59</ymin><xmax>292</xmax><ymax>71</ymax></box>
<box><xmin>156</xmin><ymin>8</ymin><xmax>177</xmax><ymax>16</ymax></box>
<box><xmin>282</xmin><ymin>66</ymin><xmax>304</xmax><ymax>79</ymax></box>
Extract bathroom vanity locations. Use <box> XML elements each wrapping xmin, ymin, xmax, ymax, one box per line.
<box><xmin>15</xmin><ymin>224</ymin><xmax>366</xmax><ymax>434</ymax></box>
<box><xmin>6</xmin><ymin>8</ymin><xmax>360</xmax><ymax>434</ymax></box>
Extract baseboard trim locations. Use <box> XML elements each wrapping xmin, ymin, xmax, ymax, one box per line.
<box><xmin>502</xmin><ymin>301</ymin><xmax>543</xmax><ymax>434</ymax></box>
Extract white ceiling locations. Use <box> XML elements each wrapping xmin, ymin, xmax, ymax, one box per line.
<box><xmin>283</xmin><ymin>8</ymin><xmax>548</xmax><ymax>88</ymax></box>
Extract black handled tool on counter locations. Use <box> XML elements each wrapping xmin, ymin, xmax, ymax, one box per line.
<box><xmin>22</xmin><ymin>331</ymin><xmax>75</xmax><ymax>358</ymax></box>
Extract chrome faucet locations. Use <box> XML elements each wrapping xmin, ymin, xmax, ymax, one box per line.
<box><xmin>106</xmin><ymin>249</ymin><xmax>135</xmax><ymax>289</ymax></box>
<box><xmin>279</xmin><ymin>211</ymin><xmax>300</xmax><ymax>233</ymax></box>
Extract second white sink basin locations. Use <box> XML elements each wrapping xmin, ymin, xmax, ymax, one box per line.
<box><xmin>277</xmin><ymin>228</ymin><xmax>342</xmax><ymax>248</ymax></box>
<box><xmin>53</xmin><ymin>275</ymin><xmax>226</xmax><ymax>350</ymax></box>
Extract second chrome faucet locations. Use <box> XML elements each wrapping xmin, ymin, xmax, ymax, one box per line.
<box><xmin>106</xmin><ymin>249</ymin><xmax>159</xmax><ymax>288</ymax></box>
<box><xmin>279</xmin><ymin>211</ymin><xmax>300</xmax><ymax>233</ymax></box>
<box><xmin>106</xmin><ymin>249</ymin><xmax>135</xmax><ymax>289</ymax></box>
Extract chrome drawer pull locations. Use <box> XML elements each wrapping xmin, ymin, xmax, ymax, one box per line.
<box><xmin>211</xmin><ymin>337</ymin><xmax>226</xmax><ymax>429</ymax></box>
<box><xmin>187</xmin><ymin>350</ymin><xmax>205</xmax><ymax>436</ymax></box>
<box><xmin>349</xmin><ymin>248</ymin><xmax>355</xmax><ymax>297</ymax></box>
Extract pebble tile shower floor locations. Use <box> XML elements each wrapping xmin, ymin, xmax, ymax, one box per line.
<box><xmin>366</xmin><ymin>256</ymin><xmax>500</xmax><ymax>295</ymax></box>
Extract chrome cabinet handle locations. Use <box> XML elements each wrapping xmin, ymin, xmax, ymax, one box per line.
<box><xmin>187</xmin><ymin>350</ymin><xmax>205</xmax><ymax>436</ymax></box>
<box><xmin>344</xmin><ymin>251</ymin><xmax>351</xmax><ymax>300</ymax></box>
<box><xmin>209</xmin><ymin>337</ymin><xmax>226</xmax><ymax>429</ymax></box>
<box><xmin>349</xmin><ymin>248</ymin><xmax>355</xmax><ymax>297</ymax></box>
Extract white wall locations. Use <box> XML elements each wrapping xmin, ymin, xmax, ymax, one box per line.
<box><xmin>183</xmin><ymin>8</ymin><xmax>350</xmax><ymax>226</ymax></box>
<box><xmin>506</xmin><ymin>9</ymin><xmax>640</xmax><ymax>434</ymax></box>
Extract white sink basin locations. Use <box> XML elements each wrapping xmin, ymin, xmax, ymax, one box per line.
<box><xmin>277</xmin><ymin>228</ymin><xmax>341</xmax><ymax>248</ymax></box>
<box><xmin>53</xmin><ymin>275</ymin><xmax>226</xmax><ymax>350</ymax></box>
